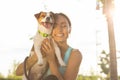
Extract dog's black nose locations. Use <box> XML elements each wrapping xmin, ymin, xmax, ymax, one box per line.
<box><xmin>46</xmin><ymin>17</ymin><xmax>50</xmax><ymax>21</ymax></box>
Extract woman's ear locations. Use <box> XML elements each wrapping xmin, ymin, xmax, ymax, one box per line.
<box><xmin>68</xmin><ymin>27</ymin><xmax>71</xmax><ymax>33</ymax></box>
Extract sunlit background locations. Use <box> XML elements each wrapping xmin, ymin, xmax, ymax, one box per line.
<box><xmin>0</xmin><ymin>0</ymin><xmax>119</xmax><ymax>78</ymax></box>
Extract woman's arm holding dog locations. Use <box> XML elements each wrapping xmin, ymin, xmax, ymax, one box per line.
<box><xmin>16</xmin><ymin>49</ymin><xmax>38</xmax><ymax>76</ymax></box>
<box><xmin>41</xmin><ymin>39</ymin><xmax>82</xmax><ymax>80</ymax></box>
<box><xmin>41</xmin><ymin>39</ymin><xmax>64</xmax><ymax>80</ymax></box>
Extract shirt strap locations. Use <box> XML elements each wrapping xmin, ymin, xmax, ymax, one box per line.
<box><xmin>63</xmin><ymin>47</ymin><xmax>73</xmax><ymax>64</ymax></box>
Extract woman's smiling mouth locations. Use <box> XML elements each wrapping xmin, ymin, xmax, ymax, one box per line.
<box><xmin>55</xmin><ymin>33</ymin><xmax>64</xmax><ymax>37</ymax></box>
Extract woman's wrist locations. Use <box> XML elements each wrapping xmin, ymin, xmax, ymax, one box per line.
<box><xmin>47</xmin><ymin>55</ymin><xmax>56</xmax><ymax>64</ymax></box>
<box><xmin>49</xmin><ymin>60</ymin><xmax>64</xmax><ymax>80</ymax></box>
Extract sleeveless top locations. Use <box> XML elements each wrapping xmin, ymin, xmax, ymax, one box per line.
<box><xmin>45</xmin><ymin>47</ymin><xmax>73</xmax><ymax>76</ymax></box>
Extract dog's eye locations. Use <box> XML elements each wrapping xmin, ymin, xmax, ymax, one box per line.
<box><xmin>50</xmin><ymin>15</ymin><xmax>53</xmax><ymax>17</ymax></box>
<box><xmin>41</xmin><ymin>14</ymin><xmax>45</xmax><ymax>17</ymax></box>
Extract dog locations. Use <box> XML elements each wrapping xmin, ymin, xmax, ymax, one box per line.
<box><xmin>34</xmin><ymin>11</ymin><xmax>66</xmax><ymax>66</ymax></box>
<box><xmin>22</xmin><ymin>11</ymin><xmax>66</xmax><ymax>80</ymax></box>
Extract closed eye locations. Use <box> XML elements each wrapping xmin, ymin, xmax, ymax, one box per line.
<box><xmin>61</xmin><ymin>24</ymin><xmax>67</xmax><ymax>28</ymax></box>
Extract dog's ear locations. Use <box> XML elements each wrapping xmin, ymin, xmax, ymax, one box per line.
<box><xmin>50</xmin><ymin>11</ymin><xmax>54</xmax><ymax>15</ymax></box>
<box><xmin>34</xmin><ymin>12</ymin><xmax>42</xmax><ymax>19</ymax></box>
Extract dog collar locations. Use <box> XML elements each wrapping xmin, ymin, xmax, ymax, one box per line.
<box><xmin>38</xmin><ymin>30</ymin><xmax>50</xmax><ymax>37</ymax></box>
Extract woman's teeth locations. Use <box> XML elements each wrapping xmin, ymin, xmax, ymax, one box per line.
<box><xmin>56</xmin><ymin>34</ymin><xmax>63</xmax><ymax>37</ymax></box>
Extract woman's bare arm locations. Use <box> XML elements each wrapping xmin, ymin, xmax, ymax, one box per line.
<box><xmin>63</xmin><ymin>49</ymin><xmax>82</xmax><ymax>80</ymax></box>
<box><xmin>16</xmin><ymin>46</ymin><xmax>38</xmax><ymax>76</ymax></box>
<box><xmin>49</xmin><ymin>49</ymin><xmax>82</xmax><ymax>80</ymax></box>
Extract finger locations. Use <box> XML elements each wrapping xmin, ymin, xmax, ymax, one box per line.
<box><xmin>50</xmin><ymin>38</ymin><xmax>53</xmax><ymax>45</ymax></box>
<box><xmin>49</xmin><ymin>38</ymin><xmax>54</xmax><ymax>48</ymax></box>
<box><xmin>43</xmin><ymin>38</ymin><xmax>50</xmax><ymax>46</ymax></box>
<box><xmin>42</xmin><ymin>38</ymin><xmax>48</xmax><ymax>44</ymax></box>
<box><xmin>42</xmin><ymin>43</ymin><xmax>49</xmax><ymax>51</ymax></box>
<box><xmin>46</xmin><ymin>40</ymin><xmax>51</xmax><ymax>48</ymax></box>
<box><xmin>42</xmin><ymin>39</ymin><xmax>49</xmax><ymax>48</ymax></box>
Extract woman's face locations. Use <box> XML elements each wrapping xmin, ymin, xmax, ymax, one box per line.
<box><xmin>52</xmin><ymin>15</ymin><xmax>70</xmax><ymax>42</ymax></box>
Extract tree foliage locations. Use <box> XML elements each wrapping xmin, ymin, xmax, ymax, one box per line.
<box><xmin>98</xmin><ymin>50</ymin><xmax>110</xmax><ymax>75</ymax></box>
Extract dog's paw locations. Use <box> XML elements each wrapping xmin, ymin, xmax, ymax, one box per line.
<box><xmin>59</xmin><ymin>61</ymin><xmax>66</xmax><ymax>67</ymax></box>
<box><xmin>61</xmin><ymin>63</ymin><xmax>66</xmax><ymax>67</ymax></box>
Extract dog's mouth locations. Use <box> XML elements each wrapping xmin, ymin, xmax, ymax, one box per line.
<box><xmin>41</xmin><ymin>22</ymin><xmax>54</xmax><ymax>29</ymax></box>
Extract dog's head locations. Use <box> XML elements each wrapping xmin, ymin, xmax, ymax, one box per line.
<box><xmin>35</xmin><ymin>11</ymin><xmax>55</xmax><ymax>29</ymax></box>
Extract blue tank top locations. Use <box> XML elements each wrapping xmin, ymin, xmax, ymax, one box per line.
<box><xmin>45</xmin><ymin>47</ymin><xmax>73</xmax><ymax>76</ymax></box>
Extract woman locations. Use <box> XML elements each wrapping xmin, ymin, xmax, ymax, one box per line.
<box><xmin>16</xmin><ymin>13</ymin><xmax>82</xmax><ymax>80</ymax></box>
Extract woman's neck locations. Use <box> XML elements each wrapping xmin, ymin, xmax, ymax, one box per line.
<box><xmin>57</xmin><ymin>41</ymin><xmax>68</xmax><ymax>48</ymax></box>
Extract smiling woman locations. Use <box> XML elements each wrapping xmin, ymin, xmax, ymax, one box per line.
<box><xmin>16</xmin><ymin>12</ymin><xmax>82</xmax><ymax>80</ymax></box>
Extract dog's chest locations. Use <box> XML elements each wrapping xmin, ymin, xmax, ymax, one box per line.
<box><xmin>34</xmin><ymin>33</ymin><xmax>50</xmax><ymax>45</ymax></box>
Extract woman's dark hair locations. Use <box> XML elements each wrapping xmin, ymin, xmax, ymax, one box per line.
<box><xmin>55</xmin><ymin>13</ymin><xmax>71</xmax><ymax>27</ymax></box>
<box><xmin>44</xmin><ymin>75</ymin><xmax>58</xmax><ymax>80</ymax></box>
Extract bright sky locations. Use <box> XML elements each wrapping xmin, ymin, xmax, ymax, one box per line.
<box><xmin>0</xmin><ymin>0</ymin><xmax>119</xmax><ymax>77</ymax></box>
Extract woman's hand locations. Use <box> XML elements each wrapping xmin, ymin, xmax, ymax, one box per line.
<box><xmin>41</xmin><ymin>38</ymin><xmax>56</xmax><ymax>63</ymax></box>
<box><xmin>41</xmin><ymin>38</ymin><xmax>64</xmax><ymax>80</ymax></box>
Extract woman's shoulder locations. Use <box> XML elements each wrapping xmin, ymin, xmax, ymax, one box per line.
<box><xmin>68</xmin><ymin>48</ymin><xmax>82</xmax><ymax>68</ymax></box>
<box><xmin>71</xmin><ymin>48</ymin><xmax>82</xmax><ymax>60</ymax></box>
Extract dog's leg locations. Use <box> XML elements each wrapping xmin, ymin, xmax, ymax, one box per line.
<box><xmin>52</xmin><ymin>39</ymin><xmax>66</xmax><ymax>67</ymax></box>
<box><xmin>34</xmin><ymin>43</ymin><xmax>43</xmax><ymax>65</ymax></box>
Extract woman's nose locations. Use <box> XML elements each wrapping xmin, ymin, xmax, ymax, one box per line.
<box><xmin>57</xmin><ymin>26</ymin><xmax>62</xmax><ymax>32</ymax></box>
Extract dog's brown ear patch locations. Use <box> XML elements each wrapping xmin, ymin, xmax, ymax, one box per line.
<box><xmin>34</xmin><ymin>12</ymin><xmax>41</xmax><ymax>19</ymax></box>
<box><xmin>34</xmin><ymin>13</ymin><xmax>39</xmax><ymax>19</ymax></box>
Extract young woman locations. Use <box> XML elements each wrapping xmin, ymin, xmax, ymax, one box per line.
<box><xmin>16</xmin><ymin>13</ymin><xmax>82</xmax><ymax>80</ymax></box>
